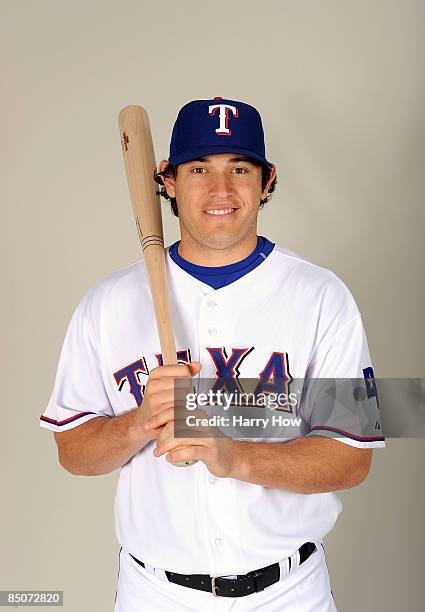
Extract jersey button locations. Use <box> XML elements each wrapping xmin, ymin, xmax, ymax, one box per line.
<box><xmin>207</xmin><ymin>327</ymin><xmax>217</xmax><ymax>336</ymax></box>
<box><xmin>209</xmin><ymin>476</ymin><xmax>218</xmax><ymax>485</ymax></box>
<box><xmin>214</xmin><ymin>537</ymin><xmax>224</xmax><ymax>547</ymax></box>
<box><xmin>207</xmin><ymin>299</ymin><xmax>218</xmax><ymax>308</ymax></box>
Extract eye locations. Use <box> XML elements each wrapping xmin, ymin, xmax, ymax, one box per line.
<box><xmin>232</xmin><ymin>167</ymin><xmax>249</xmax><ymax>174</ymax></box>
<box><xmin>191</xmin><ymin>167</ymin><xmax>207</xmax><ymax>174</ymax></box>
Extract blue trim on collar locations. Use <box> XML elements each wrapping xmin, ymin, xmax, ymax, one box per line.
<box><xmin>168</xmin><ymin>236</ymin><xmax>275</xmax><ymax>289</ymax></box>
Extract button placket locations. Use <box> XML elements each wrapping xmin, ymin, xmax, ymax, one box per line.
<box><xmin>200</xmin><ymin>294</ymin><xmax>219</xmax><ymax>341</ymax></box>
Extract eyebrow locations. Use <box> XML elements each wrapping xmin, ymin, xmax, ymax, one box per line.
<box><xmin>190</xmin><ymin>156</ymin><xmax>253</xmax><ymax>164</ymax></box>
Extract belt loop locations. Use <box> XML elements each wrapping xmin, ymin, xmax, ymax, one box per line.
<box><xmin>143</xmin><ymin>562</ymin><xmax>155</xmax><ymax>576</ymax></box>
<box><xmin>154</xmin><ymin>567</ymin><xmax>169</xmax><ymax>582</ymax></box>
<box><xmin>290</xmin><ymin>549</ymin><xmax>300</xmax><ymax>572</ymax></box>
<box><xmin>279</xmin><ymin>556</ymin><xmax>290</xmax><ymax>579</ymax></box>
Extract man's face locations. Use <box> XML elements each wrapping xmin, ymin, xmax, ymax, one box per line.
<box><xmin>160</xmin><ymin>153</ymin><xmax>276</xmax><ymax>263</ymax></box>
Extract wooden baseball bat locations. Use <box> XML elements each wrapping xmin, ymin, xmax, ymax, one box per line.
<box><xmin>118</xmin><ymin>105</ymin><xmax>197</xmax><ymax>468</ymax></box>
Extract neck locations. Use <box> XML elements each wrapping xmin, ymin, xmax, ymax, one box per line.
<box><xmin>178</xmin><ymin>234</ymin><xmax>258</xmax><ymax>266</ymax></box>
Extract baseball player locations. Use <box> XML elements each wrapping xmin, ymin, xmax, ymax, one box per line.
<box><xmin>40</xmin><ymin>97</ymin><xmax>385</xmax><ymax>611</ymax></box>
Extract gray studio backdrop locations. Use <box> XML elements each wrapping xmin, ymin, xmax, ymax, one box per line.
<box><xmin>1</xmin><ymin>1</ymin><xmax>424</xmax><ymax>611</ymax></box>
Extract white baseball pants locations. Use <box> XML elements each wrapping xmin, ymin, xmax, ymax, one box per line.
<box><xmin>114</xmin><ymin>542</ymin><xmax>338</xmax><ymax>611</ymax></box>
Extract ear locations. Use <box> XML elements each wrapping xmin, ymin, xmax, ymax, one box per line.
<box><xmin>159</xmin><ymin>159</ymin><xmax>176</xmax><ymax>198</ymax></box>
<box><xmin>261</xmin><ymin>164</ymin><xmax>277</xmax><ymax>200</ymax></box>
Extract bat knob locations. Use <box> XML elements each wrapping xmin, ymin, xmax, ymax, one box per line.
<box><xmin>171</xmin><ymin>459</ymin><xmax>198</xmax><ymax>468</ymax></box>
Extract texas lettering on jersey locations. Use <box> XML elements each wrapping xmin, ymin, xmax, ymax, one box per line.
<box><xmin>113</xmin><ymin>347</ymin><xmax>293</xmax><ymax>412</ymax></box>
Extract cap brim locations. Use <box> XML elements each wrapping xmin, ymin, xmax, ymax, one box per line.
<box><xmin>169</xmin><ymin>145</ymin><xmax>273</xmax><ymax>169</ymax></box>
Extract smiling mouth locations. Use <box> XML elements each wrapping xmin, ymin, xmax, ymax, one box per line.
<box><xmin>204</xmin><ymin>208</ymin><xmax>237</xmax><ymax>216</ymax></box>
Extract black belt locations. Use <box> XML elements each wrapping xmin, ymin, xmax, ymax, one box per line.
<box><xmin>129</xmin><ymin>541</ymin><xmax>316</xmax><ymax>598</ymax></box>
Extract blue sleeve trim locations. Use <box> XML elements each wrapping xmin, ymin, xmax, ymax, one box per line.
<box><xmin>39</xmin><ymin>411</ymin><xmax>96</xmax><ymax>427</ymax></box>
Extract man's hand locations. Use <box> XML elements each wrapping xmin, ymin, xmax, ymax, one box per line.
<box><xmin>137</xmin><ymin>361</ymin><xmax>202</xmax><ymax>442</ymax></box>
<box><xmin>144</xmin><ymin>405</ymin><xmax>237</xmax><ymax>477</ymax></box>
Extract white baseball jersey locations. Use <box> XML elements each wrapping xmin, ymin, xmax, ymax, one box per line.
<box><xmin>40</xmin><ymin>243</ymin><xmax>385</xmax><ymax>576</ymax></box>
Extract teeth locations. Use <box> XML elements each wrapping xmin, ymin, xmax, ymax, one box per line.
<box><xmin>205</xmin><ymin>208</ymin><xmax>235</xmax><ymax>215</ymax></box>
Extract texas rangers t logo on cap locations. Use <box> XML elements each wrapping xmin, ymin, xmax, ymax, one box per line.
<box><xmin>208</xmin><ymin>102</ymin><xmax>239</xmax><ymax>136</ymax></box>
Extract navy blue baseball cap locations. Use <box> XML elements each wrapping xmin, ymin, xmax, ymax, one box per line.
<box><xmin>168</xmin><ymin>96</ymin><xmax>273</xmax><ymax>169</ymax></box>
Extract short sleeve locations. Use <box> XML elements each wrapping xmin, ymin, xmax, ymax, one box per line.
<box><xmin>301</xmin><ymin>315</ymin><xmax>385</xmax><ymax>449</ymax></box>
<box><xmin>40</xmin><ymin>299</ymin><xmax>114</xmax><ymax>432</ymax></box>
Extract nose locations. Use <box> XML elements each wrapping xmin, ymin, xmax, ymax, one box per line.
<box><xmin>209</xmin><ymin>171</ymin><xmax>233</xmax><ymax>200</ymax></box>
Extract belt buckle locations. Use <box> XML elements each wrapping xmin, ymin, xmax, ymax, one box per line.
<box><xmin>211</xmin><ymin>576</ymin><xmax>220</xmax><ymax>597</ymax></box>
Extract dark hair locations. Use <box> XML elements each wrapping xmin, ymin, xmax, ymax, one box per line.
<box><xmin>154</xmin><ymin>157</ymin><xmax>277</xmax><ymax>217</ymax></box>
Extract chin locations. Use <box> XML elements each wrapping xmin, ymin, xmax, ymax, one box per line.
<box><xmin>201</xmin><ymin>234</ymin><xmax>240</xmax><ymax>251</ymax></box>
